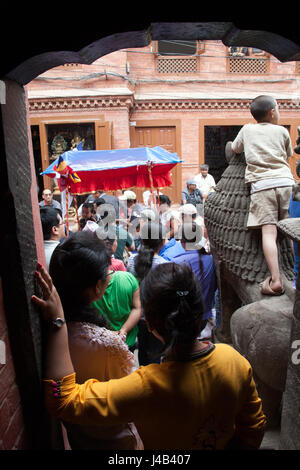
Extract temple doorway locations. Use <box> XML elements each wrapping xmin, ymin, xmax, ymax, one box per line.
<box><xmin>204</xmin><ymin>125</ymin><xmax>242</xmax><ymax>183</ymax></box>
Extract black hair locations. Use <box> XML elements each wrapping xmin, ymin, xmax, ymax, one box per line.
<box><xmin>82</xmin><ymin>202</ymin><xmax>95</xmax><ymax>213</ymax></box>
<box><xmin>140</xmin><ymin>263</ymin><xmax>205</xmax><ymax>360</ymax></box>
<box><xmin>49</xmin><ymin>231</ymin><xmax>111</xmax><ymax>328</ymax></box>
<box><xmin>79</xmin><ymin>218</ymin><xmax>86</xmax><ymax>230</ymax></box>
<box><xmin>55</xmin><ymin>208</ymin><xmax>63</xmax><ymax>218</ymax></box>
<box><xmin>134</xmin><ymin>222</ymin><xmax>165</xmax><ymax>281</ymax></box>
<box><xmin>95</xmin><ymin>198</ymin><xmax>117</xmax><ymax>223</ymax></box>
<box><xmin>250</xmin><ymin>95</ymin><xmax>277</xmax><ymax>122</ymax></box>
<box><xmin>82</xmin><ymin>202</ymin><xmax>94</xmax><ymax>209</ymax></box>
<box><xmin>95</xmin><ymin>225</ymin><xmax>117</xmax><ymax>256</ymax></box>
<box><xmin>94</xmin><ymin>197</ymin><xmax>106</xmax><ymax>207</ymax></box>
<box><xmin>40</xmin><ymin>206</ymin><xmax>60</xmax><ymax>240</ymax></box>
<box><xmin>159</xmin><ymin>195</ymin><xmax>171</xmax><ymax>206</ymax></box>
<box><xmin>180</xmin><ymin>222</ymin><xmax>206</xmax><ymax>274</ymax></box>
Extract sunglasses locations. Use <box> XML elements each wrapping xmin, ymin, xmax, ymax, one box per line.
<box><xmin>106</xmin><ymin>270</ymin><xmax>115</xmax><ymax>278</ymax></box>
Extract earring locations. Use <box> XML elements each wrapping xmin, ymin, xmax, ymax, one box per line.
<box><xmin>96</xmin><ymin>287</ymin><xmax>101</xmax><ymax>296</ymax></box>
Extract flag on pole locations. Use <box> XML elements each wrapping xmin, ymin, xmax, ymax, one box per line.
<box><xmin>53</xmin><ymin>154</ymin><xmax>80</xmax><ymax>217</ymax></box>
<box><xmin>54</xmin><ymin>154</ymin><xmax>81</xmax><ymax>191</ymax></box>
<box><xmin>60</xmin><ymin>188</ymin><xmax>73</xmax><ymax>220</ymax></box>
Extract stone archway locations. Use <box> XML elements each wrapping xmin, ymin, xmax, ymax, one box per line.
<box><xmin>1</xmin><ymin>21</ymin><xmax>300</xmax><ymax>449</ymax></box>
<box><xmin>4</xmin><ymin>22</ymin><xmax>300</xmax><ymax>85</ymax></box>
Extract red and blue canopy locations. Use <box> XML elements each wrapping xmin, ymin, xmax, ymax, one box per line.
<box><xmin>41</xmin><ymin>146</ymin><xmax>183</xmax><ymax>194</ymax></box>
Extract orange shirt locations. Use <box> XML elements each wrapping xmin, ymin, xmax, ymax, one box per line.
<box><xmin>45</xmin><ymin>343</ymin><xmax>266</xmax><ymax>450</ymax></box>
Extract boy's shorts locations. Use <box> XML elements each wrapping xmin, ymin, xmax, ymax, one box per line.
<box><xmin>247</xmin><ymin>186</ymin><xmax>293</xmax><ymax>228</ymax></box>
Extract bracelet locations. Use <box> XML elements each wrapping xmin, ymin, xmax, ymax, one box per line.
<box><xmin>51</xmin><ymin>317</ymin><xmax>66</xmax><ymax>328</ymax></box>
<box><xmin>119</xmin><ymin>330</ymin><xmax>127</xmax><ymax>339</ymax></box>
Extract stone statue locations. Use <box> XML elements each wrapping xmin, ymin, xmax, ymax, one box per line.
<box><xmin>50</xmin><ymin>133</ymin><xmax>68</xmax><ymax>193</ymax></box>
<box><xmin>277</xmin><ymin>159</ymin><xmax>300</xmax><ymax>449</ymax></box>
<box><xmin>204</xmin><ymin>147</ymin><xmax>295</xmax><ymax>427</ymax></box>
<box><xmin>71</xmin><ymin>132</ymin><xmax>85</xmax><ymax>150</ymax></box>
<box><xmin>51</xmin><ymin>133</ymin><xmax>67</xmax><ymax>160</ymax></box>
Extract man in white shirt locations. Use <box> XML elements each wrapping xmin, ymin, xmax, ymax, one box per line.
<box><xmin>142</xmin><ymin>189</ymin><xmax>163</xmax><ymax>207</ymax></box>
<box><xmin>194</xmin><ymin>164</ymin><xmax>216</xmax><ymax>202</ymax></box>
<box><xmin>40</xmin><ymin>206</ymin><xmax>66</xmax><ymax>269</ymax></box>
<box><xmin>158</xmin><ymin>195</ymin><xmax>181</xmax><ymax>240</ymax></box>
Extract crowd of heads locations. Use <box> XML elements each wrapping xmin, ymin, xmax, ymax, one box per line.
<box><xmin>48</xmin><ymin>227</ymin><xmax>206</xmax><ymax>360</ymax></box>
<box><xmin>38</xmin><ymin>136</ymin><xmax>220</xmax><ymax>363</ymax></box>
<box><xmin>39</xmin><ymin>185</ymin><xmax>206</xmax><ymax>249</ymax></box>
<box><xmin>38</xmin><ymin>185</ymin><xmax>210</xmax><ymax>361</ymax></box>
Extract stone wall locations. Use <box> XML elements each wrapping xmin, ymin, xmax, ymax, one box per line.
<box><xmin>0</xmin><ymin>281</ymin><xmax>27</xmax><ymax>449</ymax></box>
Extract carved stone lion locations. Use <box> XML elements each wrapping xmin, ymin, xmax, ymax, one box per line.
<box><xmin>204</xmin><ymin>147</ymin><xmax>295</xmax><ymax>427</ymax></box>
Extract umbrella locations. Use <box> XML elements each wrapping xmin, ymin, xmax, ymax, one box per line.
<box><xmin>41</xmin><ymin>146</ymin><xmax>183</xmax><ymax>194</ymax></box>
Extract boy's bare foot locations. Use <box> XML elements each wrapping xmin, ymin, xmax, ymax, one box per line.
<box><xmin>270</xmin><ymin>278</ymin><xmax>283</xmax><ymax>292</ymax></box>
<box><xmin>260</xmin><ymin>276</ymin><xmax>285</xmax><ymax>296</ymax></box>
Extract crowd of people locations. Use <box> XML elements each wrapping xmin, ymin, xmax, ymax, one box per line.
<box><xmin>38</xmin><ymin>178</ymin><xmax>219</xmax><ymax>358</ymax></box>
<box><xmin>33</xmin><ymin>95</ymin><xmax>299</xmax><ymax>450</ymax></box>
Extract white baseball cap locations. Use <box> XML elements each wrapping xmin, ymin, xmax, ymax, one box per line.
<box><xmin>179</xmin><ymin>204</ymin><xmax>197</xmax><ymax>215</ymax></box>
<box><xmin>140</xmin><ymin>208</ymin><xmax>157</xmax><ymax>220</ymax></box>
<box><xmin>123</xmin><ymin>190</ymin><xmax>136</xmax><ymax>200</ymax></box>
<box><xmin>82</xmin><ymin>220</ymin><xmax>99</xmax><ymax>232</ymax></box>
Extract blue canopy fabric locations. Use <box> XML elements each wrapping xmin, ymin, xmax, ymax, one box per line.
<box><xmin>41</xmin><ymin>146</ymin><xmax>183</xmax><ymax>193</ymax></box>
<box><xmin>42</xmin><ymin>146</ymin><xmax>182</xmax><ymax>174</ymax></box>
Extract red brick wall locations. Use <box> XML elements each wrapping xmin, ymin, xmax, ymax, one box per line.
<box><xmin>0</xmin><ymin>280</ymin><xmax>27</xmax><ymax>450</ymax></box>
<box><xmin>27</xmin><ymin>41</ymin><xmax>300</xmax><ymax>193</ymax></box>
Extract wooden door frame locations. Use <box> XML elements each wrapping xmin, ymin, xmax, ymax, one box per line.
<box><xmin>30</xmin><ymin>113</ymin><xmax>105</xmax><ymax>189</ymax></box>
<box><xmin>199</xmin><ymin>118</ymin><xmax>299</xmax><ymax>180</ymax></box>
<box><xmin>130</xmin><ymin>119</ymin><xmax>182</xmax><ymax>201</ymax></box>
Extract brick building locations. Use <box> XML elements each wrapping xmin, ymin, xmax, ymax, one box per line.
<box><xmin>27</xmin><ymin>40</ymin><xmax>300</xmax><ymax>203</ymax></box>
<box><xmin>1</xmin><ymin>19</ymin><xmax>300</xmax><ymax>451</ymax></box>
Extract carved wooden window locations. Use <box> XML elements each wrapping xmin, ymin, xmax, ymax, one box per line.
<box><xmin>155</xmin><ymin>40</ymin><xmax>204</xmax><ymax>74</ymax></box>
<box><xmin>157</xmin><ymin>57</ymin><xmax>198</xmax><ymax>73</ymax></box>
<box><xmin>228</xmin><ymin>47</ymin><xmax>269</xmax><ymax>74</ymax></box>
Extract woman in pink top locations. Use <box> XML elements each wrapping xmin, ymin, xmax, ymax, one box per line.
<box><xmin>46</xmin><ymin>230</ymin><xmax>142</xmax><ymax>450</ymax></box>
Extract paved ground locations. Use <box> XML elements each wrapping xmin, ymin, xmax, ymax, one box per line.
<box><xmin>260</xmin><ymin>427</ymin><xmax>280</xmax><ymax>450</ymax></box>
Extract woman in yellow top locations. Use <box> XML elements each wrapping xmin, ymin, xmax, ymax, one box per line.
<box><xmin>32</xmin><ymin>252</ymin><xmax>266</xmax><ymax>450</ymax></box>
